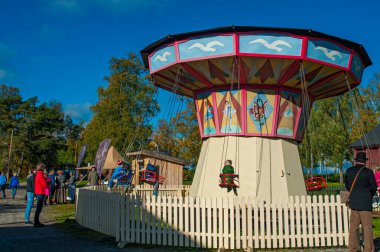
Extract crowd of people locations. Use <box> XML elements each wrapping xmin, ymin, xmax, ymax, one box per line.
<box><xmin>23</xmin><ymin>164</ymin><xmax>77</xmax><ymax>227</ymax></box>
<box><xmin>0</xmin><ymin>164</ymin><xmax>77</xmax><ymax>228</ymax></box>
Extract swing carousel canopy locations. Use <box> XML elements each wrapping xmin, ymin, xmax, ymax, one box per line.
<box><xmin>141</xmin><ymin>26</ymin><xmax>371</xmax><ymax>141</ymax></box>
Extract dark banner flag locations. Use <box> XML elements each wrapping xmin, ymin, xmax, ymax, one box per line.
<box><xmin>94</xmin><ymin>139</ymin><xmax>111</xmax><ymax>176</ymax></box>
<box><xmin>77</xmin><ymin>144</ymin><xmax>87</xmax><ymax>168</ymax></box>
<box><xmin>76</xmin><ymin>144</ymin><xmax>87</xmax><ymax>178</ymax></box>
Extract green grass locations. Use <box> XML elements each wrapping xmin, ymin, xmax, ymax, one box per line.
<box><xmin>19</xmin><ymin>178</ymin><xmax>27</xmax><ymax>183</ymax></box>
<box><xmin>183</xmin><ymin>180</ymin><xmax>192</xmax><ymax>185</ymax></box>
<box><xmin>374</xmin><ymin>218</ymin><xmax>380</xmax><ymax>238</ymax></box>
<box><xmin>47</xmin><ymin>203</ymin><xmax>116</xmax><ymax>242</ymax></box>
<box><xmin>76</xmin><ymin>180</ymin><xmax>89</xmax><ymax>188</ymax></box>
<box><xmin>327</xmin><ymin>182</ymin><xmax>344</xmax><ymax>187</ymax></box>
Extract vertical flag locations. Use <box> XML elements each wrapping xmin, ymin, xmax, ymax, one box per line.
<box><xmin>76</xmin><ymin>144</ymin><xmax>87</xmax><ymax>178</ymax></box>
<box><xmin>94</xmin><ymin>139</ymin><xmax>111</xmax><ymax>176</ymax></box>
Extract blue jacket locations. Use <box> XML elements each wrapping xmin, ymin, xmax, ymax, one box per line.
<box><xmin>10</xmin><ymin>176</ymin><xmax>19</xmax><ymax>187</ymax></box>
<box><xmin>0</xmin><ymin>175</ymin><xmax>6</xmax><ymax>185</ymax></box>
<box><xmin>48</xmin><ymin>174</ymin><xmax>56</xmax><ymax>188</ymax></box>
<box><xmin>111</xmin><ymin>166</ymin><xmax>124</xmax><ymax>179</ymax></box>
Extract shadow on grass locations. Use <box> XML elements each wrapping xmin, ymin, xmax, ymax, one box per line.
<box><xmin>52</xmin><ymin>206</ymin><xmax>212</xmax><ymax>251</ymax></box>
<box><xmin>53</xmin><ymin>219</ymin><xmax>116</xmax><ymax>245</ymax></box>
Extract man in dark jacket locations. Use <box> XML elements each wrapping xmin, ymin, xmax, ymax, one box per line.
<box><xmin>345</xmin><ymin>152</ymin><xmax>377</xmax><ymax>252</ymax></box>
<box><xmin>24</xmin><ymin>169</ymin><xmax>35</xmax><ymax>224</ymax></box>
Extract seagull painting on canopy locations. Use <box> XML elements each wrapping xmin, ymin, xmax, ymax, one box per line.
<box><xmin>314</xmin><ymin>46</ymin><xmax>343</xmax><ymax>61</ymax></box>
<box><xmin>188</xmin><ymin>41</ymin><xmax>224</xmax><ymax>52</ymax></box>
<box><xmin>154</xmin><ymin>51</ymin><xmax>171</xmax><ymax>62</ymax></box>
<box><xmin>248</xmin><ymin>39</ymin><xmax>292</xmax><ymax>52</ymax></box>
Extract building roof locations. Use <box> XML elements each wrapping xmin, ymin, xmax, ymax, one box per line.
<box><xmin>126</xmin><ymin>149</ymin><xmax>186</xmax><ymax>165</ymax></box>
<box><xmin>351</xmin><ymin>124</ymin><xmax>380</xmax><ymax>149</ymax></box>
<box><xmin>140</xmin><ymin>25</ymin><xmax>372</xmax><ymax>69</ymax></box>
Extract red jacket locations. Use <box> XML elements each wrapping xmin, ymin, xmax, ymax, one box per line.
<box><xmin>34</xmin><ymin>171</ymin><xmax>47</xmax><ymax>195</ymax></box>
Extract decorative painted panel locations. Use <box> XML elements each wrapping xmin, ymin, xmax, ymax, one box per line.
<box><xmin>246</xmin><ymin>89</ymin><xmax>275</xmax><ymax>135</ymax></box>
<box><xmin>149</xmin><ymin>45</ymin><xmax>176</xmax><ymax>72</ymax></box>
<box><xmin>276</xmin><ymin>91</ymin><xmax>301</xmax><ymax>137</ymax></box>
<box><xmin>351</xmin><ymin>54</ymin><xmax>363</xmax><ymax>80</ymax></box>
<box><xmin>196</xmin><ymin>92</ymin><xmax>217</xmax><ymax>136</ymax></box>
<box><xmin>307</xmin><ymin>40</ymin><xmax>350</xmax><ymax>68</ymax></box>
<box><xmin>239</xmin><ymin>34</ymin><xmax>303</xmax><ymax>56</ymax></box>
<box><xmin>215</xmin><ymin>90</ymin><xmax>242</xmax><ymax>134</ymax></box>
<box><xmin>178</xmin><ymin>35</ymin><xmax>234</xmax><ymax>60</ymax></box>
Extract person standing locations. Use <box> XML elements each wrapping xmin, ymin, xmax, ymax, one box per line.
<box><xmin>345</xmin><ymin>152</ymin><xmax>377</xmax><ymax>252</ymax></box>
<box><xmin>24</xmin><ymin>169</ymin><xmax>35</xmax><ymax>224</ymax></box>
<box><xmin>9</xmin><ymin>172</ymin><xmax>20</xmax><ymax>199</ymax></box>
<box><xmin>48</xmin><ymin>170</ymin><xmax>57</xmax><ymax>205</ymax></box>
<box><xmin>55</xmin><ymin>170</ymin><xmax>67</xmax><ymax>204</ymax></box>
<box><xmin>34</xmin><ymin>164</ymin><xmax>47</xmax><ymax>228</ymax></box>
<box><xmin>0</xmin><ymin>171</ymin><xmax>7</xmax><ymax>198</ymax></box>
<box><xmin>88</xmin><ymin>166</ymin><xmax>99</xmax><ymax>187</ymax></box>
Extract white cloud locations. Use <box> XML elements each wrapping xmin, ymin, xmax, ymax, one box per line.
<box><xmin>65</xmin><ymin>102</ymin><xmax>92</xmax><ymax>122</ymax></box>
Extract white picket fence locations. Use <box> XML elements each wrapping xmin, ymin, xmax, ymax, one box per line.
<box><xmin>76</xmin><ymin>188</ymin><xmax>350</xmax><ymax>250</ymax></box>
<box><xmin>93</xmin><ymin>185</ymin><xmax>191</xmax><ymax>197</ymax></box>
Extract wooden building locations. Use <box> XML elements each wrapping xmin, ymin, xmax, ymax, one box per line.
<box><xmin>126</xmin><ymin>150</ymin><xmax>185</xmax><ymax>187</ymax></box>
<box><xmin>350</xmin><ymin>124</ymin><xmax>380</xmax><ymax>169</ymax></box>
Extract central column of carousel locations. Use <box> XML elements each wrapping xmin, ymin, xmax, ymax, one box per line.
<box><xmin>189</xmin><ymin>136</ymin><xmax>307</xmax><ymax>201</ymax></box>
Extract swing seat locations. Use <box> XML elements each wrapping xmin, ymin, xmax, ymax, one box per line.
<box><xmin>117</xmin><ymin>171</ymin><xmax>134</xmax><ymax>187</ymax></box>
<box><xmin>219</xmin><ymin>173</ymin><xmax>239</xmax><ymax>188</ymax></box>
<box><xmin>305</xmin><ymin>176</ymin><xmax>327</xmax><ymax>191</ymax></box>
<box><xmin>140</xmin><ymin>170</ymin><xmax>165</xmax><ymax>185</ymax></box>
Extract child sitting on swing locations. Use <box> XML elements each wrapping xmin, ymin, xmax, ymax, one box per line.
<box><xmin>221</xmin><ymin>160</ymin><xmax>238</xmax><ymax>196</ymax></box>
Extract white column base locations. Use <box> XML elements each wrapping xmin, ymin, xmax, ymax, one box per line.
<box><xmin>189</xmin><ymin>137</ymin><xmax>307</xmax><ymax>202</ymax></box>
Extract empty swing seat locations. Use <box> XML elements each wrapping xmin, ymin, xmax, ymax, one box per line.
<box><xmin>219</xmin><ymin>173</ymin><xmax>239</xmax><ymax>187</ymax></box>
<box><xmin>305</xmin><ymin>176</ymin><xmax>327</xmax><ymax>191</ymax></box>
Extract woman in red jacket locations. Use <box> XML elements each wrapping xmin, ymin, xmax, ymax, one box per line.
<box><xmin>34</xmin><ymin>164</ymin><xmax>47</xmax><ymax>228</ymax></box>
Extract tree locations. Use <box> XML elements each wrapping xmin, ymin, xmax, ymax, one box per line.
<box><xmin>81</xmin><ymin>53</ymin><xmax>159</xmax><ymax>162</ymax></box>
<box><xmin>0</xmin><ymin>84</ymin><xmax>83</xmax><ymax>175</ymax></box>
<box><xmin>173</xmin><ymin>100</ymin><xmax>202</xmax><ymax>166</ymax></box>
<box><xmin>152</xmin><ymin>119</ymin><xmax>178</xmax><ymax>156</ymax></box>
<box><xmin>299</xmin><ymin>70</ymin><xmax>380</xmax><ymax>174</ymax></box>
<box><xmin>152</xmin><ymin>99</ymin><xmax>202</xmax><ymax>167</ymax></box>
<box><xmin>57</xmin><ymin>116</ymin><xmax>84</xmax><ymax>165</ymax></box>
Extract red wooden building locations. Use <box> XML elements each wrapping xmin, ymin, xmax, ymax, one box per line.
<box><xmin>350</xmin><ymin>124</ymin><xmax>380</xmax><ymax>170</ymax></box>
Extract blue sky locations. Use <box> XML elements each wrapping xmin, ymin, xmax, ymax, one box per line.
<box><xmin>1</xmin><ymin>0</ymin><xmax>379</xmax><ymax>124</ymax></box>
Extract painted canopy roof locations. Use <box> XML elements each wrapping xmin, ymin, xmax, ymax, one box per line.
<box><xmin>141</xmin><ymin>26</ymin><xmax>372</xmax><ymax>68</ymax></box>
<box><xmin>140</xmin><ymin>26</ymin><xmax>372</xmax><ymax>99</ymax></box>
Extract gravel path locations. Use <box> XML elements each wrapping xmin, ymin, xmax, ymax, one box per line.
<box><xmin>0</xmin><ymin>184</ymin><xmax>162</xmax><ymax>251</ymax></box>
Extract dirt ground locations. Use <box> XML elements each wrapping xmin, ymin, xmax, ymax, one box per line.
<box><xmin>0</xmin><ymin>184</ymin><xmax>168</xmax><ymax>251</ymax></box>
<box><xmin>1</xmin><ymin>184</ymin><xmax>378</xmax><ymax>252</ymax></box>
